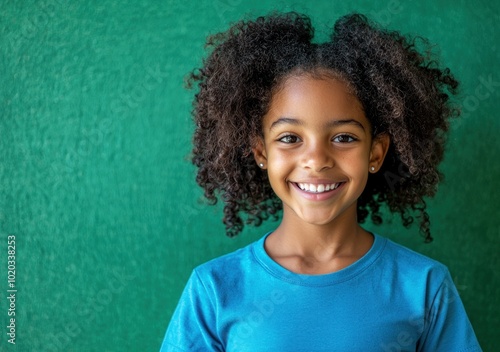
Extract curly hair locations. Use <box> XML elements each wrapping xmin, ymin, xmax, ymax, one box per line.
<box><xmin>188</xmin><ymin>12</ymin><xmax>459</xmax><ymax>242</ymax></box>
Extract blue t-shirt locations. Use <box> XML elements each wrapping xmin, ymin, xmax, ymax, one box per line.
<box><xmin>161</xmin><ymin>233</ymin><xmax>482</xmax><ymax>351</ymax></box>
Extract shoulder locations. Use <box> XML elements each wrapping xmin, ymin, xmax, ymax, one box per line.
<box><xmin>375</xmin><ymin>236</ymin><xmax>482</xmax><ymax>351</ymax></box>
<box><xmin>374</xmin><ymin>235</ymin><xmax>451</xmax><ymax>290</ymax></box>
<box><xmin>380</xmin><ymin>235</ymin><xmax>448</xmax><ymax>271</ymax></box>
<box><xmin>192</xmin><ymin>237</ymin><xmax>261</xmax><ymax>286</ymax></box>
<box><xmin>196</xmin><ymin>240</ymin><xmax>256</xmax><ymax>270</ymax></box>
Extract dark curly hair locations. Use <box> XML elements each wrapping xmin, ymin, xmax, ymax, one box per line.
<box><xmin>188</xmin><ymin>12</ymin><xmax>459</xmax><ymax>242</ymax></box>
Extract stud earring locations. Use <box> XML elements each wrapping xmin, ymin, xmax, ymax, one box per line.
<box><xmin>259</xmin><ymin>163</ymin><xmax>264</xmax><ymax>168</ymax></box>
<box><xmin>370</xmin><ymin>166</ymin><xmax>375</xmax><ymax>172</ymax></box>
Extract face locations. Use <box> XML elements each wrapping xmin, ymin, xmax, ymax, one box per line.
<box><xmin>253</xmin><ymin>73</ymin><xmax>389</xmax><ymax>227</ymax></box>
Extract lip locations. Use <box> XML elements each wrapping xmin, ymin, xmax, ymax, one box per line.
<box><xmin>290</xmin><ymin>180</ymin><xmax>345</xmax><ymax>201</ymax></box>
<box><xmin>293</xmin><ymin>179</ymin><xmax>340</xmax><ymax>185</ymax></box>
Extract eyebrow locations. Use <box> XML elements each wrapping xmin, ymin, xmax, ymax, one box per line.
<box><xmin>269</xmin><ymin>117</ymin><xmax>365</xmax><ymax>131</ymax></box>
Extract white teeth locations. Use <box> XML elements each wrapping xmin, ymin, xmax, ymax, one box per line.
<box><xmin>297</xmin><ymin>183</ymin><xmax>340</xmax><ymax>193</ymax></box>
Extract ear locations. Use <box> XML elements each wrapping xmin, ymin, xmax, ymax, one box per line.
<box><xmin>369</xmin><ymin>133</ymin><xmax>390</xmax><ymax>173</ymax></box>
<box><xmin>251</xmin><ymin>137</ymin><xmax>268</xmax><ymax>169</ymax></box>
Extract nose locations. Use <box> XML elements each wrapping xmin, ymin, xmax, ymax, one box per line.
<box><xmin>302</xmin><ymin>141</ymin><xmax>334</xmax><ymax>172</ymax></box>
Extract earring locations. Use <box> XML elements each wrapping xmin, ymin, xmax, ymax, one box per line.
<box><xmin>370</xmin><ymin>166</ymin><xmax>375</xmax><ymax>172</ymax></box>
<box><xmin>259</xmin><ymin>163</ymin><xmax>264</xmax><ymax>168</ymax></box>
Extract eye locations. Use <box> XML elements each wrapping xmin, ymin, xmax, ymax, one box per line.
<box><xmin>333</xmin><ymin>134</ymin><xmax>357</xmax><ymax>143</ymax></box>
<box><xmin>278</xmin><ymin>134</ymin><xmax>301</xmax><ymax>144</ymax></box>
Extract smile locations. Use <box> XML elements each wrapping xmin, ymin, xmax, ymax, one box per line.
<box><xmin>295</xmin><ymin>182</ymin><xmax>342</xmax><ymax>193</ymax></box>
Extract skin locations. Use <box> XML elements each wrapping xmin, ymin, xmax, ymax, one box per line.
<box><xmin>252</xmin><ymin>71</ymin><xmax>390</xmax><ymax>275</ymax></box>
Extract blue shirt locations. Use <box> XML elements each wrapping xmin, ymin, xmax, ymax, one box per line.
<box><xmin>161</xmin><ymin>233</ymin><xmax>482</xmax><ymax>351</ymax></box>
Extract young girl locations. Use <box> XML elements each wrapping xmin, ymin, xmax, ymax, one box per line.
<box><xmin>161</xmin><ymin>12</ymin><xmax>482</xmax><ymax>351</ymax></box>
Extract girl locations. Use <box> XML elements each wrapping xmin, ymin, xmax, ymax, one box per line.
<box><xmin>161</xmin><ymin>12</ymin><xmax>482</xmax><ymax>351</ymax></box>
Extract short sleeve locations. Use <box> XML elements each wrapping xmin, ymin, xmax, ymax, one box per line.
<box><xmin>418</xmin><ymin>269</ymin><xmax>482</xmax><ymax>352</ymax></box>
<box><xmin>159</xmin><ymin>270</ymin><xmax>223</xmax><ymax>352</ymax></box>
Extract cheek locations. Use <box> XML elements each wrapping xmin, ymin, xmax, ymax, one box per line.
<box><xmin>265</xmin><ymin>150</ymin><xmax>295</xmax><ymax>188</ymax></box>
<box><xmin>270</xmin><ymin>152</ymin><xmax>289</xmax><ymax>166</ymax></box>
<box><xmin>338</xmin><ymin>149</ymin><xmax>370</xmax><ymax>176</ymax></box>
<box><xmin>267</xmin><ymin>152</ymin><xmax>290</xmax><ymax>173</ymax></box>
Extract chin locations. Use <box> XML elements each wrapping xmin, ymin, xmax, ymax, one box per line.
<box><xmin>297</xmin><ymin>213</ymin><xmax>338</xmax><ymax>226</ymax></box>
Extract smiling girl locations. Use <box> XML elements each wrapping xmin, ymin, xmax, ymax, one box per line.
<box><xmin>160</xmin><ymin>12</ymin><xmax>482</xmax><ymax>351</ymax></box>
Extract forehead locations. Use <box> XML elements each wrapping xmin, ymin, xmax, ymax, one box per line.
<box><xmin>264</xmin><ymin>73</ymin><xmax>367</xmax><ymax>126</ymax></box>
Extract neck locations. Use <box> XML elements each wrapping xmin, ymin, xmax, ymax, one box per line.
<box><xmin>265</xmin><ymin>204</ymin><xmax>373</xmax><ymax>273</ymax></box>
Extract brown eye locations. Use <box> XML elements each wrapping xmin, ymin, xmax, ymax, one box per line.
<box><xmin>333</xmin><ymin>134</ymin><xmax>357</xmax><ymax>143</ymax></box>
<box><xmin>279</xmin><ymin>135</ymin><xmax>300</xmax><ymax>144</ymax></box>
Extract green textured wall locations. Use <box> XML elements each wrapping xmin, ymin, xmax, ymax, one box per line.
<box><xmin>0</xmin><ymin>0</ymin><xmax>498</xmax><ymax>351</ymax></box>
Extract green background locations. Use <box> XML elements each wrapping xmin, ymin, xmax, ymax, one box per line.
<box><xmin>0</xmin><ymin>0</ymin><xmax>498</xmax><ymax>351</ymax></box>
